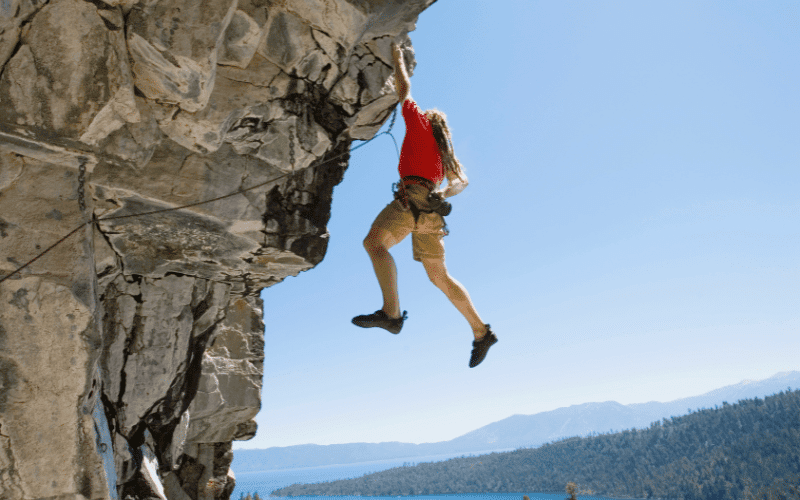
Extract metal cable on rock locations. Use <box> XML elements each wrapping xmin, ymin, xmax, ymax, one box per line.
<box><xmin>0</xmin><ymin>224</ymin><xmax>91</xmax><ymax>284</ymax></box>
<box><xmin>0</xmin><ymin>106</ymin><xmax>401</xmax><ymax>285</ymax></box>
<box><xmin>385</xmin><ymin>107</ymin><xmax>400</xmax><ymax>159</ymax></box>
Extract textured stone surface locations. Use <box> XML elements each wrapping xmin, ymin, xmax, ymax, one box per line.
<box><xmin>127</xmin><ymin>0</ymin><xmax>238</xmax><ymax>112</ymax></box>
<box><xmin>0</xmin><ymin>0</ymin><xmax>436</xmax><ymax>498</ymax></box>
<box><xmin>0</xmin><ymin>277</ymin><xmax>111</xmax><ymax>499</ymax></box>
<box><xmin>218</xmin><ymin>9</ymin><xmax>264</xmax><ymax>69</ymax></box>
<box><xmin>0</xmin><ymin>0</ymin><xmax>138</xmax><ymax>142</ymax></box>
<box><xmin>0</xmin><ymin>1</ymin><xmax>46</xmax><ymax>74</ymax></box>
<box><xmin>185</xmin><ymin>296</ymin><xmax>264</xmax><ymax>444</ymax></box>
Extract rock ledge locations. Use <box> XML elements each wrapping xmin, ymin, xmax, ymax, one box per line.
<box><xmin>0</xmin><ymin>0</ymin><xmax>435</xmax><ymax>498</ymax></box>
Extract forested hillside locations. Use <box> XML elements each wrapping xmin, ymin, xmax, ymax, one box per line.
<box><xmin>273</xmin><ymin>390</ymin><xmax>800</xmax><ymax>499</ymax></box>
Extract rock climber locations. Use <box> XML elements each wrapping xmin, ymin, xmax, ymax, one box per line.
<box><xmin>351</xmin><ymin>42</ymin><xmax>498</xmax><ymax>368</ymax></box>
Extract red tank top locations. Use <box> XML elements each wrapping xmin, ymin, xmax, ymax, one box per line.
<box><xmin>398</xmin><ymin>99</ymin><xmax>444</xmax><ymax>186</ymax></box>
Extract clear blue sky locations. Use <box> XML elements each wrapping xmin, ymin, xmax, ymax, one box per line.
<box><xmin>236</xmin><ymin>0</ymin><xmax>799</xmax><ymax>449</ymax></box>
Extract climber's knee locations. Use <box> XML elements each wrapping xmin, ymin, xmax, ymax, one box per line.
<box><xmin>364</xmin><ymin>226</ymin><xmax>396</xmax><ymax>254</ymax></box>
<box><xmin>422</xmin><ymin>257</ymin><xmax>448</xmax><ymax>289</ymax></box>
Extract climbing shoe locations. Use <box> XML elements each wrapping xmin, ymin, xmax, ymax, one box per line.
<box><xmin>469</xmin><ymin>325</ymin><xmax>498</xmax><ymax>368</ymax></box>
<box><xmin>352</xmin><ymin>310</ymin><xmax>407</xmax><ymax>334</ymax></box>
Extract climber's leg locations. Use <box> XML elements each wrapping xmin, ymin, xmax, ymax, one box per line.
<box><xmin>363</xmin><ymin>225</ymin><xmax>404</xmax><ymax>318</ymax></box>
<box><xmin>420</xmin><ymin>257</ymin><xmax>487</xmax><ymax>339</ymax></box>
<box><xmin>360</xmin><ymin>199</ymin><xmax>414</xmax><ymax>319</ymax></box>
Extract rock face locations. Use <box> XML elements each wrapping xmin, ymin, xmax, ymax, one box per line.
<box><xmin>0</xmin><ymin>0</ymin><xmax>435</xmax><ymax>498</ymax></box>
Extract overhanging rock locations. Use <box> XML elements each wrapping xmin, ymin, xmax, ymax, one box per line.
<box><xmin>0</xmin><ymin>0</ymin><xmax>436</xmax><ymax>498</ymax></box>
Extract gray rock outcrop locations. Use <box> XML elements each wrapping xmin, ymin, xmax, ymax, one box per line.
<box><xmin>0</xmin><ymin>0</ymin><xmax>436</xmax><ymax>498</ymax></box>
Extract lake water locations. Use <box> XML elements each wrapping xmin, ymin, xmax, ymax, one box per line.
<box><xmin>230</xmin><ymin>454</ymin><xmax>625</xmax><ymax>500</ymax></box>
<box><xmin>232</xmin><ymin>453</ymin><xmax>479</xmax><ymax>497</ymax></box>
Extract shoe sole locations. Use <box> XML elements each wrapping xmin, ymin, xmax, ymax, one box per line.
<box><xmin>352</xmin><ymin>317</ymin><xmax>404</xmax><ymax>334</ymax></box>
<box><xmin>469</xmin><ymin>335</ymin><xmax>498</xmax><ymax>368</ymax></box>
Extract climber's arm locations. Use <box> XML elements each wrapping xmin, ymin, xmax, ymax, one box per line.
<box><xmin>392</xmin><ymin>43</ymin><xmax>411</xmax><ymax>102</ymax></box>
<box><xmin>440</xmin><ymin>171</ymin><xmax>468</xmax><ymax>198</ymax></box>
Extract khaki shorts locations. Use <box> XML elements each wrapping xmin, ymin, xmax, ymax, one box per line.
<box><xmin>370</xmin><ymin>184</ymin><xmax>446</xmax><ymax>262</ymax></box>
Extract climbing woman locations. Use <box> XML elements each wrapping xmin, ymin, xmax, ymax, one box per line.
<box><xmin>351</xmin><ymin>43</ymin><xmax>498</xmax><ymax>368</ymax></box>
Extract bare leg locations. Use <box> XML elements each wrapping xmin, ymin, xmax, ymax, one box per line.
<box><xmin>421</xmin><ymin>257</ymin><xmax>487</xmax><ymax>339</ymax></box>
<box><xmin>363</xmin><ymin>226</ymin><xmax>403</xmax><ymax>318</ymax></box>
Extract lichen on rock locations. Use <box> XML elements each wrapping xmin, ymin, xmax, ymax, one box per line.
<box><xmin>0</xmin><ymin>0</ymin><xmax>435</xmax><ymax>498</ymax></box>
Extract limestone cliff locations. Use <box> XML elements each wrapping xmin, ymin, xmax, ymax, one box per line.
<box><xmin>0</xmin><ymin>0</ymin><xmax>435</xmax><ymax>498</ymax></box>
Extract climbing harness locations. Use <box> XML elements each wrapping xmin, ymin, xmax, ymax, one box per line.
<box><xmin>392</xmin><ymin>175</ymin><xmax>452</xmax><ymax>236</ymax></box>
<box><xmin>0</xmin><ymin>107</ymin><xmax>400</xmax><ymax>285</ymax></box>
<box><xmin>402</xmin><ymin>175</ymin><xmax>436</xmax><ymax>191</ymax></box>
<box><xmin>393</xmin><ymin>175</ymin><xmax>433</xmax><ymax>212</ymax></box>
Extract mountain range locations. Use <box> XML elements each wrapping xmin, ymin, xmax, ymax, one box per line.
<box><xmin>232</xmin><ymin>370</ymin><xmax>800</xmax><ymax>471</ymax></box>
